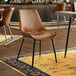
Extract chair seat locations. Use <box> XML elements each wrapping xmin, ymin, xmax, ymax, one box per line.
<box><xmin>31</xmin><ymin>30</ymin><xmax>56</xmax><ymax>40</ymax></box>
<box><xmin>21</xmin><ymin>29</ymin><xmax>56</xmax><ymax>40</ymax></box>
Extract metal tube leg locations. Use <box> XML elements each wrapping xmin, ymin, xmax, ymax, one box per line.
<box><xmin>64</xmin><ymin>16</ymin><xmax>67</xmax><ymax>28</ymax></box>
<box><xmin>51</xmin><ymin>13</ymin><xmax>53</xmax><ymax>21</ymax></box>
<box><xmin>64</xmin><ymin>16</ymin><xmax>67</xmax><ymax>22</ymax></box>
<box><xmin>57</xmin><ymin>15</ymin><xmax>60</xmax><ymax>28</ymax></box>
<box><xmin>64</xmin><ymin>17</ymin><xmax>72</xmax><ymax>58</ymax></box>
<box><xmin>51</xmin><ymin>39</ymin><xmax>57</xmax><ymax>63</ymax></box>
<box><xmin>16</xmin><ymin>38</ymin><xmax>24</xmax><ymax>61</ymax></box>
<box><xmin>7</xmin><ymin>24</ymin><xmax>13</xmax><ymax>38</ymax></box>
<box><xmin>32</xmin><ymin>39</ymin><xmax>36</xmax><ymax>68</ymax></box>
<box><xmin>3</xmin><ymin>25</ymin><xmax>7</xmax><ymax>42</ymax></box>
<box><xmin>39</xmin><ymin>40</ymin><xmax>41</xmax><ymax>57</ymax></box>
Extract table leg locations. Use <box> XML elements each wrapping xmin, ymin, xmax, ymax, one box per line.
<box><xmin>57</xmin><ymin>15</ymin><xmax>60</xmax><ymax>28</ymax></box>
<box><xmin>64</xmin><ymin>17</ymin><xmax>72</xmax><ymax>58</ymax></box>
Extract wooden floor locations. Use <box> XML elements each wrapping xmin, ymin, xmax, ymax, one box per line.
<box><xmin>0</xmin><ymin>27</ymin><xmax>76</xmax><ymax>76</ymax></box>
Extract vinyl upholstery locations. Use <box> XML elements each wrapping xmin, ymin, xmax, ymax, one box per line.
<box><xmin>19</xmin><ymin>9</ymin><xmax>56</xmax><ymax>40</ymax></box>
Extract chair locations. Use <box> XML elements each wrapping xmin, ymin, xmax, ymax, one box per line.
<box><xmin>0</xmin><ymin>7</ymin><xmax>15</xmax><ymax>41</ymax></box>
<box><xmin>51</xmin><ymin>3</ymin><xmax>65</xmax><ymax>21</ymax></box>
<box><xmin>16</xmin><ymin>9</ymin><xmax>57</xmax><ymax>68</ymax></box>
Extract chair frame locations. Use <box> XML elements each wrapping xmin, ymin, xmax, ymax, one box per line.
<box><xmin>16</xmin><ymin>37</ymin><xmax>57</xmax><ymax>68</ymax></box>
<box><xmin>0</xmin><ymin>7</ymin><xmax>14</xmax><ymax>41</ymax></box>
<box><xmin>2</xmin><ymin>24</ymin><xmax>13</xmax><ymax>42</ymax></box>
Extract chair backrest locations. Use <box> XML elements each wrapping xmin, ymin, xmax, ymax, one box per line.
<box><xmin>19</xmin><ymin>9</ymin><xmax>44</xmax><ymax>33</ymax></box>
<box><xmin>2</xmin><ymin>7</ymin><xmax>15</xmax><ymax>25</ymax></box>
<box><xmin>51</xmin><ymin>3</ymin><xmax>65</xmax><ymax>13</ymax></box>
<box><xmin>56</xmin><ymin>3</ymin><xmax>65</xmax><ymax>11</ymax></box>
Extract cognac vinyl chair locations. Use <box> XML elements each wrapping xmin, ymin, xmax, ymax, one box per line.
<box><xmin>51</xmin><ymin>3</ymin><xmax>65</xmax><ymax>12</ymax></box>
<box><xmin>51</xmin><ymin>3</ymin><xmax>65</xmax><ymax>21</ymax></box>
<box><xmin>0</xmin><ymin>7</ymin><xmax>15</xmax><ymax>40</ymax></box>
<box><xmin>16</xmin><ymin>9</ymin><xmax>57</xmax><ymax>68</ymax></box>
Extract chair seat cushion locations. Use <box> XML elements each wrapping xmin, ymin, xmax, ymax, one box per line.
<box><xmin>21</xmin><ymin>28</ymin><xmax>56</xmax><ymax>40</ymax></box>
<box><xmin>30</xmin><ymin>30</ymin><xmax>56</xmax><ymax>40</ymax></box>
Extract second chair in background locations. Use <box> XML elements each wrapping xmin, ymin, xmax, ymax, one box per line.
<box><xmin>0</xmin><ymin>7</ymin><xmax>15</xmax><ymax>41</ymax></box>
<box><xmin>51</xmin><ymin>3</ymin><xmax>66</xmax><ymax>22</ymax></box>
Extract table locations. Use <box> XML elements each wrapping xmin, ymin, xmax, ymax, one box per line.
<box><xmin>56</xmin><ymin>11</ymin><xmax>76</xmax><ymax>58</ymax></box>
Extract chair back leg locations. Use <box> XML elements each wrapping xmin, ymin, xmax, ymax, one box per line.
<box><xmin>32</xmin><ymin>39</ymin><xmax>36</xmax><ymax>68</ymax></box>
<box><xmin>51</xmin><ymin>39</ymin><xmax>57</xmax><ymax>63</ymax></box>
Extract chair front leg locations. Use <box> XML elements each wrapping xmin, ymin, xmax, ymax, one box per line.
<box><xmin>16</xmin><ymin>38</ymin><xmax>24</xmax><ymax>61</ymax></box>
<box><xmin>32</xmin><ymin>39</ymin><xmax>36</xmax><ymax>68</ymax></box>
<box><xmin>51</xmin><ymin>39</ymin><xmax>57</xmax><ymax>63</ymax></box>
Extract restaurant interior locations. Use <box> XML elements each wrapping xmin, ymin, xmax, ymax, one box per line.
<box><xmin>0</xmin><ymin>0</ymin><xmax>76</xmax><ymax>76</ymax></box>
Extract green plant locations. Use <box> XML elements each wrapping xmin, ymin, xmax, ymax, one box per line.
<box><xmin>69</xmin><ymin>0</ymin><xmax>76</xmax><ymax>3</ymax></box>
<box><xmin>0</xmin><ymin>0</ymin><xmax>6</xmax><ymax>3</ymax></box>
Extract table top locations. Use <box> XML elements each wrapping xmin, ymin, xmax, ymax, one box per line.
<box><xmin>0</xmin><ymin>8</ymin><xmax>4</xmax><ymax>11</ymax></box>
<box><xmin>56</xmin><ymin>11</ymin><xmax>76</xmax><ymax>17</ymax></box>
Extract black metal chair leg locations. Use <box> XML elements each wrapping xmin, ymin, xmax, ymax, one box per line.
<box><xmin>64</xmin><ymin>17</ymin><xmax>72</xmax><ymax>58</ymax></box>
<box><xmin>51</xmin><ymin>39</ymin><xmax>57</xmax><ymax>63</ymax></box>
<box><xmin>16</xmin><ymin>38</ymin><xmax>24</xmax><ymax>61</ymax></box>
<box><xmin>39</xmin><ymin>40</ymin><xmax>41</xmax><ymax>57</ymax></box>
<box><xmin>32</xmin><ymin>39</ymin><xmax>36</xmax><ymax>68</ymax></box>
